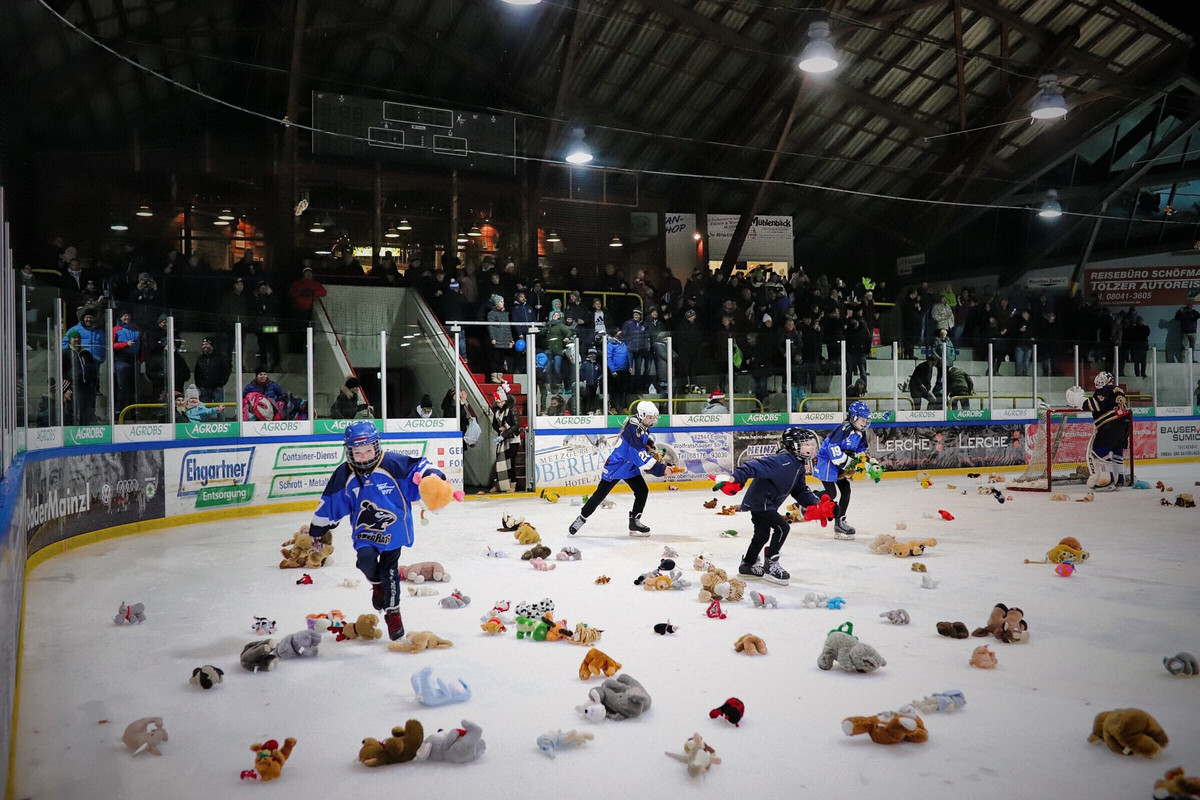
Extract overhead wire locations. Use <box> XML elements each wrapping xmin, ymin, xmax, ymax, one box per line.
<box><xmin>33</xmin><ymin>0</ymin><xmax>1200</xmax><ymax>229</ymax></box>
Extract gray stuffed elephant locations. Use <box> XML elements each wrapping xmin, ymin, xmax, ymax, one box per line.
<box><xmin>275</xmin><ymin>629</ymin><xmax>322</xmax><ymax>660</ymax></box>
<box><xmin>415</xmin><ymin>719</ymin><xmax>486</xmax><ymax>763</ymax></box>
<box><xmin>588</xmin><ymin>674</ymin><xmax>652</xmax><ymax>720</ymax></box>
<box><xmin>817</xmin><ymin>630</ymin><xmax>886</xmax><ymax>673</ymax></box>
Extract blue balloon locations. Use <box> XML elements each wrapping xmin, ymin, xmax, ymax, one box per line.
<box><xmin>514</xmin><ymin>338</ymin><xmax>527</xmax><ymax>353</ymax></box>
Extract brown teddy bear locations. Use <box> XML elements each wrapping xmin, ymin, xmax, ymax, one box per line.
<box><xmin>698</xmin><ymin>565</ymin><xmax>731</xmax><ymax>603</ymax></box>
<box><xmin>579</xmin><ymin>647</ymin><xmax>622</xmax><ymax>680</ymax></box>
<box><xmin>842</xmin><ymin>711</ymin><xmax>928</xmax><ymax>744</ymax></box>
<box><xmin>338</xmin><ymin>614</ymin><xmax>382</xmax><ymax>641</ymax></box>
<box><xmin>891</xmin><ymin>538</ymin><xmax>937</xmax><ymax>557</ymax></box>
<box><xmin>1088</xmin><ymin>708</ymin><xmax>1169</xmax><ymax>758</ymax></box>
<box><xmin>387</xmin><ymin>631</ymin><xmax>454</xmax><ymax>653</ymax></box>
<box><xmin>734</xmin><ymin>633</ymin><xmax>767</xmax><ymax>656</ymax></box>
<box><xmin>250</xmin><ymin>737</ymin><xmax>297</xmax><ymax>780</ymax></box>
<box><xmin>1154</xmin><ymin>765</ymin><xmax>1200</xmax><ymax>798</ymax></box>
<box><xmin>397</xmin><ymin>562</ymin><xmax>449</xmax><ymax>583</ymax></box>
<box><xmin>868</xmin><ymin>534</ymin><xmax>898</xmax><ymax>554</ymax></box>
<box><xmin>359</xmin><ymin>721</ymin><xmax>424</xmax><ymax>767</ymax></box>
<box><xmin>514</xmin><ymin>522</ymin><xmax>542</xmax><ymax>544</ymax></box>
<box><xmin>280</xmin><ymin>529</ymin><xmax>314</xmax><ymax>569</ymax></box>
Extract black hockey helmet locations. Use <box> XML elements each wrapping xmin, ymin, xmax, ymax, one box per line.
<box><xmin>781</xmin><ymin>426</ymin><xmax>818</xmax><ymax>460</ymax></box>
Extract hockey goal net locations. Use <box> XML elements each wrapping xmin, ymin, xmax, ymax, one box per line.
<box><xmin>1009</xmin><ymin>407</ymin><xmax>1134</xmax><ymax>492</ymax></box>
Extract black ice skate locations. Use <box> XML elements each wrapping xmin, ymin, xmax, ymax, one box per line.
<box><xmin>834</xmin><ymin>517</ymin><xmax>856</xmax><ymax>540</ymax></box>
<box><xmin>384</xmin><ymin>607</ymin><xmax>405</xmax><ymax>641</ymax></box>
<box><xmin>763</xmin><ymin>555</ymin><xmax>790</xmax><ymax>586</ymax></box>
<box><xmin>628</xmin><ymin>512</ymin><xmax>651</xmax><ymax>537</ymax></box>
<box><xmin>738</xmin><ymin>561</ymin><xmax>764</xmax><ymax>580</ymax></box>
<box><xmin>569</xmin><ymin>514</ymin><xmax>587</xmax><ymax>536</ymax></box>
<box><xmin>371</xmin><ymin>582</ymin><xmax>385</xmax><ymax>611</ymax></box>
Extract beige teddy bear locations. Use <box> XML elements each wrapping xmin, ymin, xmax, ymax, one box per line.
<box><xmin>891</xmin><ymin>538</ymin><xmax>937</xmax><ymax>557</ymax></box>
<box><xmin>397</xmin><ymin>562</ymin><xmax>449</xmax><ymax>583</ymax></box>
<box><xmin>338</xmin><ymin>614</ymin><xmax>382</xmax><ymax>641</ymax></box>
<box><xmin>734</xmin><ymin>633</ymin><xmax>767</xmax><ymax>655</ymax></box>
<box><xmin>388</xmin><ymin>631</ymin><xmax>454</xmax><ymax>653</ymax></box>
<box><xmin>280</xmin><ymin>528</ymin><xmax>315</xmax><ymax>569</ymax></box>
<box><xmin>698</xmin><ymin>565</ymin><xmax>730</xmax><ymax>603</ymax></box>
<box><xmin>514</xmin><ymin>522</ymin><xmax>542</xmax><ymax>545</ymax></box>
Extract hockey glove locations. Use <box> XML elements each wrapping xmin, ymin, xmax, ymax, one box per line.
<box><xmin>803</xmin><ymin>494</ymin><xmax>836</xmax><ymax>527</ymax></box>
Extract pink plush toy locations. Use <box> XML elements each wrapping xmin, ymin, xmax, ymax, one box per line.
<box><xmin>398</xmin><ymin>562</ymin><xmax>450</xmax><ymax>583</ymax></box>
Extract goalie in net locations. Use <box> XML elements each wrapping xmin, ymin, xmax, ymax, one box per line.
<box><xmin>1011</xmin><ymin>372</ymin><xmax>1134</xmax><ymax>492</ymax></box>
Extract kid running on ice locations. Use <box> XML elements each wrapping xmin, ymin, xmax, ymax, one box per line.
<box><xmin>813</xmin><ymin>400</ymin><xmax>875</xmax><ymax>540</ymax></box>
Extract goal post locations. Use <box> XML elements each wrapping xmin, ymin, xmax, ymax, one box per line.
<box><xmin>1009</xmin><ymin>407</ymin><xmax>1135</xmax><ymax>492</ymax></box>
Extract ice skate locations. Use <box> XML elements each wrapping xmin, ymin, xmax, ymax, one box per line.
<box><xmin>628</xmin><ymin>513</ymin><xmax>651</xmax><ymax>537</ymax></box>
<box><xmin>738</xmin><ymin>561</ymin><xmax>764</xmax><ymax>580</ymax></box>
<box><xmin>384</xmin><ymin>607</ymin><xmax>405</xmax><ymax>641</ymax></box>
<box><xmin>834</xmin><ymin>517</ymin><xmax>856</xmax><ymax>540</ymax></box>
<box><xmin>763</xmin><ymin>555</ymin><xmax>790</xmax><ymax>586</ymax></box>
<box><xmin>569</xmin><ymin>514</ymin><xmax>587</xmax><ymax>536</ymax></box>
<box><xmin>370</xmin><ymin>582</ymin><xmax>385</xmax><ymax>611</ymax></box>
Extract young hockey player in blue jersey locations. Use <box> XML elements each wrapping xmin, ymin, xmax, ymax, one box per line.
<box><xmin>814</xmin><ymin>400</ymin><xmax>876</xmax><ymax>539</ymax></box>
<box><xmin>1066</xmin><ymin>371</ymin><xmax>1132</xmax><ymax>490</ymax></box>
<box><xmin>307</xmin><ymin>420</ymin><xmax>451</xmax><ymax>640</ymax></box>
<box><xmin>712</xmin><ymin>427</ymin><xmax>836</xmax><ymax>585</ymax></box>
<box><xmin>569</xmin><ymin>401</ymin><xmax>685</xmax><ymax>537</ymax></box>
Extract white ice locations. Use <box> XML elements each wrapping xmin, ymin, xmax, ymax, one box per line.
<box><xmin>15</xmin><ymin>465</ymin><xmax>1200</xmax><ymax>800</ymax></box>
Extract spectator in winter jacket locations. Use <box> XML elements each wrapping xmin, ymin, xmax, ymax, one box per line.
<box><xmin>510</xmin><ymin>291</ymin><xmax>537</xmax><ymax>340</ymax></box>
<box><xmin>112</xmin><ymin>309</ymin><xmax>142</xmax><ymax>414</ymax></box>
<box><xmin>487</xmin><ymin>295</ymin><xmax>515</xmax><ymax>374</ymax></box>
<box><xmin>606</xmin><ymin>328</ymin><xmax>632</xmax><ymax>412</ymax></box>
<box><xmin>145</xmin><ymin>336</ymin><xmax>191</xmax><ymax>401</ymax></box>
<box><xmin>242</xmin><ymin>370</ymin><xmax>287</xmax><ymax>403</ymax></box>
<box><xmin>945</xmin><ymin>365</ymin><xmax>975</xmax><ymax>409</ymax></box>
<box><xmin>62</xmin><ymin>307</ymin><xmax>107</xmax><ymax>364</ymax></box>
<box><xmin>673</xmin><ymin>308</ymin><xmax>706</xmax><ymax>388</ymax></box>
<box><xmin>908</xmin><ymin>354</ymin><xmax>941</xmax><ymax>410</ymax></box>
<box><xmin>183</xmin><ymin>384</ymin><xmax>222</xmax><ymax>422</ymax></box>
<box><xmin>63</xmin><ymin>331</ymin><xmax>100</xmax><ymax>423</ymax></box>
<box><xmin>543</xmin><ymin>310</ymin><xmax>575</xmax><ymax>391</ymax></box>
<box><xmin>192</xmin><ymin>336</ymin><xmax>232</xmax><ymax>403</ymax></box>
<box><xmin>330</xmin><ymin>376</ymin><xmax>372</xmax><ymax>419</ymax></box>
<box><xmin>287</xmin><ymin>264</ymin><xmax>327</xmax><ymax>320</ymax></box>
<box><xmin>578</xmin><ymin>348</ymin><xmax>602</xmax><ymax>414</ymax></box>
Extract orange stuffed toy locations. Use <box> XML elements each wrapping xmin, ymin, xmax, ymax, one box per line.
<box><xmin>842</xmin><ymin>711</ymin><xmax>928</xmax><ymax>744</ymax></box>
<box><xmin>418</xmin><ymin>473</ymin><xmax>461</xmax><ymax>512</ymax></box>
<box><xmin>579</xmin><ymin>647</ymin><xmax>622</xmax><ymax>680</ymax></box>
<box><xmin>250</xmin><ymin>737</ymin><xmax>297</xmax><ymax>781</ymax></box>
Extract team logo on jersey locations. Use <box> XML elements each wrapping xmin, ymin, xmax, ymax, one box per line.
<box><xmin>357</xmin><ymin>499</ymin><xmax>397</xmax><ymax>532</ymax></box>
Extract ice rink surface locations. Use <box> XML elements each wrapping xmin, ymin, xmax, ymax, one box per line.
<box><xmin>15</xmin><ymin>464</ymin><xmax>1200</xmax><ymax>800</ymax></box>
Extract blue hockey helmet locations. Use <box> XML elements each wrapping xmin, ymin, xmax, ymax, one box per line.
<box><xmin>848</xmin><ymin>400</ymin><xmax>871</xmax><ymax>431</ymax></box>
<box><xmin>344</xmin><ymin>419</ymin><xmax>382</xmax><ymax>473</ymax></box>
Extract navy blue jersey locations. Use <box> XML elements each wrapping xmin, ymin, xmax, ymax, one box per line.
<box><xmin>814</xmin><ymin>423</ymin><xmax>869</xmax><ymax>482</ymax></box>
<box><xmin>310</xmin><ymin>451</ymin><xmax>442</xmax><ymax>552</ymax></box>
<box><xmin>731</xmin><ymin>451</ymin><xmax>820</xmax><ymax>512</ymax></box>
<box><xmin>600</xmin><ymin>419</ymin><xmax>668</xmax><ymax>482</ymax></box>
<box><xmin>1085</xmin><ymin>384</ymin><xmax>1131</xmax><ymax>450</ymax></box>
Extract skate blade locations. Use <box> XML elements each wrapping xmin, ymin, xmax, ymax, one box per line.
<box><xmin>628</xmin><ymin>530</ymin><xmax>651</xmax><ymax>538</ymax></box>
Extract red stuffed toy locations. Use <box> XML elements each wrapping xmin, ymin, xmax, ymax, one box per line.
<box><xmin>803</xmin><ymin>494</ymin><xmax>837</xmax><ymax>526</ymax></box>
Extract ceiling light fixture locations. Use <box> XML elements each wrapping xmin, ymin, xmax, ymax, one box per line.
<box><xmin>467</xmin><ymin>225</ymin><xmax>482</xmax><ymax>237</ymax></box>
<box><xmin>565</xmin><ymin>127</ymin><xmax>593</xmax><ymax>165</ymax></box>
<box><xmin>217</xmin><ymin>208</ymin><xmax>236</xmax><ymax>221</ymax></box>
<box><xmin>457</xmin><ymin>232</ymin><xmax>469</xmax><ymax>244</ymax></box>
<box><xmin>110</xmin><ymin>220</ymin><xmax>129</xmax><ymax>232</ymax></box>
<box><xmin>309</xmin><ymin>214</ymin><xmax>334</xmax><ymax>234</ymax></box>
<box><xmin>385</xmin><ymin>226</ymin><xmax>400</xmax><ymax>239</ymax></box>
<box><xmin>608</xmin><ymin>236</ymin><xmax>623</xmax><ymax>248</ymax></box>
<box><xmin>136</xmin><ymin>205</ymin><xmax>154</xmax><ymax>218</ymax></box>
<box><xmin>546</xmin><ymin>230</ymin><xmax>561</xmax><ymax>243</ymax></box>
<box><xmin>213</xmin><ymin>216</ymin><xmax>230</xmax><ymax>227</ymax></box>
<box><xmin>1030</xmin><ymin>74</ymin><xmax>1068</xmax><ymax>120</ymax></box>
<box><xmin>500</xmin><ymin>0</ymin><xmax>540</xmax><ymax>6</ymax></box>
<box><xmin>397</xmin><ymin>218</ymin><xmax>412</xmax><ymax>231</ymax></box>
<box><xmin>1037</xmin><ymin>189</ymin><xmax>1063</xmax><ymax>219</ymax></box>
<box><xmin>798</xmin><ymin>20</ymin><xmax>839</xmax><ymax>74</ymax></box>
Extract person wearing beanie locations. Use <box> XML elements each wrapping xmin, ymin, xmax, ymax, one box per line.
<box><xmin>183</xmin><ymin>383</ymin><xmax>221</xmax><ymax>422</ymax></box>
<box><xmin>543</xmin><ymin>310</ymin><xmax>575</xmax><ymax>394</ymax></box>
<box><xmin>62</xmin><ymin>328</ymin><xmax>100</xmax><ymax>423</ymax></box>
<box><xmin>578</xmin><ymin>347</ymin><xmax>602</xmax><ymax>414</ymax></box>
<box><xmin>330</xmin><ymin>376</ymin><xmax>372</xmax><ymax>419</ymax></box>
<box><xmin>488</xmin><ymin>383</ymin><xmax>520</xmax><ymax>493</ymax></box>
<box><xmin>414</xmin><ymin>393</ymin><xmax>435</xmax><ymax>419</ymax></box>
<box><xmin>192</xmin><ymin>336</ymin><xmax>232</xmax><ymax>403</ymax></box>
<box><xmin>621</xmin><ymin>307</ymin><xmax>651</xmax><ymax>394</ymax></box>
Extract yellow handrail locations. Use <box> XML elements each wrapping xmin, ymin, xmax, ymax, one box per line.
<box><xmin>118</xmin><ymin>402</ymin><xmax>234</xmax><ymax>424</ymax></box>
<box><xmin>627</xmin><ymin>396</ymin><xmax>764</xmax><ymax>414</ymax></box>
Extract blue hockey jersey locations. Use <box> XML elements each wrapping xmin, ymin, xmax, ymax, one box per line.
<box><xmin>814</xmin><ymin>423</ymin><xmax>869</xmax><ymax>482</ymax></box>
<box><xmin>600</xmin><ymin>418</ymin><xmax>669</xmax><ymax>482</ymax></box>
<box><xmin>309</xmin><ymin>451</ymin><xmax>444</xmax><ymax>551</ymax></box>
<box><xmin>730</xmin><ymin>451</ymin><xmax>820</xmax><ymax>512</ymax></box>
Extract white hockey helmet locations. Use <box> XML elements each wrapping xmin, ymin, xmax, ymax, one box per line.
<box><xmin>635</xmin><ymin>400</ymin><xmax>660</xmax><ymax>427</ymax></box>
<box><xmin>1094</xmin><ymin>371</ymin><xmax>1114</xmax><ymax>389</ymax></box>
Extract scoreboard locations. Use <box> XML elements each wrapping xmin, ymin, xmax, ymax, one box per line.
<box><xmin>312</xmin><ymin>91</ymin><xmax>518</xmax><ymax>175</ymax></box>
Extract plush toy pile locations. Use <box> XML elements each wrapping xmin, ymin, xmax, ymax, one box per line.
<box><xmin>280</xmin><ymin>526</ymin><xmax>334</xmax><ymax>569</ymax></box>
